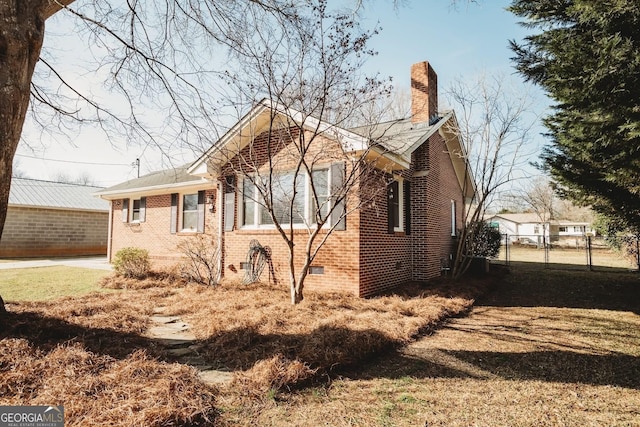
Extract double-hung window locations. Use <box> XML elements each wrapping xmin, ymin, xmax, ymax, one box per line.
<box><xmin>387</xmin><ymin>177</ymin><xmax>411</xmax><ymax>235</ymax></box>
<box><xmin>132</xmin><ymin>199</ymin><xmax>141</xmax><ymax>222</ymax></box>
<box><xmin>263</xmin><ymin>172</ymin><xmax>305</xmax><ymax>225</ymax></box>
<box><xmin>121</xmin><ymin>197</ymin><xmax>145</xmax><ymax>223</ymax></box>
<box><xmin>182</xmin><ymin>193</ymin><xmax>199</xmax><ymax>231</ymax></box>
<box><xmin>310</xmin><ymin>168</ymin><xmax>330</xmax><ymax>223</ymax></box>
<box><xmin>240</xmin><ymin>165</ymin><xmax>342</xmax><ymax>228</ymax></box>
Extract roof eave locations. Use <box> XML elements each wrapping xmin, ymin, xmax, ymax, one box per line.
<box><xmin>94</xmin><ymin>178</ymin><xmax>213</xmax><ymax>200</ymax></box>
<box><xmin>187</xmin><ymin>99</ymin><xmax>370</xmax><ymax>177</ymax></box>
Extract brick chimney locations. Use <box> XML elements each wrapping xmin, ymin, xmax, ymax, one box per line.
<box><xmin>411</xmin><ymin>61</ymin><xmax>438</xmax><ymax>124</ymax></box>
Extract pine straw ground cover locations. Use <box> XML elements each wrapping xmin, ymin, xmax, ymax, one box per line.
<box><xmin>235</xmin><ymin>263</ymin><xmax>640</xmax><ymax>426</ymax></box>
<box><xmin>0</xmin><ymin>271</ymin><xmax>491</xmax><ymax>426</ymax></box>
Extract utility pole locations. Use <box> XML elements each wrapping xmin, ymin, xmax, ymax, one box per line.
<box><xmin>132</xmin><ymin>158</ymin><xmax>140</xmax><ymax>178</ymax></box>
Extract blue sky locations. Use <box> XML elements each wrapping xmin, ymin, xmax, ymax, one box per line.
<box><xmin>14</xmin><ymin>0</ymin><xmax>547</xmax><ymax>187</ymax></box>
<box><xmin>360</xmin><ymin>0</ymin><xmax>530</xmax><ymax>90</ymax></box>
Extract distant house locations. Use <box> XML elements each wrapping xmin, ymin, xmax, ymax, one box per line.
<box><xmin>96</xmin><ymin>60</ymin><xmax>476</xmax><ymax>297</ymax></box>
<box><xmin>487</xmin><ymin>213</ymin><xmax>592</xmax><ymax>246</ymax></box>
<box><xmin>0</xmin><ymin>178</ymin><xmax>110</xmax><ymax>258</ymax></box>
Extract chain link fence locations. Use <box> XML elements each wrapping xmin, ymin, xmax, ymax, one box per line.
<box><xmin>494</xmin><ymin>234</ymin><xmax>640</xmax><ymax>271</ymax></box>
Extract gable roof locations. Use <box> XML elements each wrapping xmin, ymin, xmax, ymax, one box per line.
<box><xmin>94</xmin><ymin>164</ymin><xmax>212</xmax><ymax>200</ymax></box>
<box><xmin>187</xmin><ymin>99</ymin><xmax>475</xmax><ymax>199</ymax></box>
<box><xmin>9</xmin><ymin>178</ymin><xmax>109</xmax><ymax>212</ymax></box>
<box><xmin>488</xmin><ymin>213</ymin><xmax>545</xmax><ymax>224</ymax></box>
<box><xmin>350</xmin><ymin>110</ymin><xmax>475</xmax><ymax>199</ymax></box>
<box><xmin>187</xmin><ymin>99</ymin><xmax>388</xmax><ymax>178</ymax></box>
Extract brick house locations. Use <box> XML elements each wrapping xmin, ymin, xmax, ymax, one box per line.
<box><xmin>0</xmin><ymin>178</ymin><xmax>109</xmax><ymax>257</ymax></box>
<box><xmin>96</xmin><ymin>61</ymin><xmax>475</xmax><ymax>297</ymax></box>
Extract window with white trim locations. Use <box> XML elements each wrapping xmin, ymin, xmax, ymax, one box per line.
<box><xmin>388</xmin><ymin>178</ymin><xmax>404</xmax><ymax>233</ymax></box>
<box><xmin>182</xmin><ymin>193</ymin><xmax>199</xmax><ymax>231</ymax></box>
<box><xmin>132</xmin><ymin>199</ymin><xmax>141</xmax><ymax>222</ymax></box>
<box><xmin>240</xmin><ymin>166</ymin><xmax>340</xmax><ymax>228</ymax></box>
<box><xmin>310</xmin><ymin>168</ymin><xmax>330</xmax><ymax>223</ymax></box>
<box><xmin>451</xmin><ymin>199</ymin><xmax>457</xmax><ymax>236</ymax></box>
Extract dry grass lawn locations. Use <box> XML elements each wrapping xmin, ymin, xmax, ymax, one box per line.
<box><xmin>3</xmin><ymin>262</ymin><xmax>637</xmax><ymax>426</ymax></box>
<box><xmin>235</xmin><ymin>263</ymin><xmax>640</xmax><ymax>426</ymax></box>
<box><xmin>0</xmin><ymin>272</ymin><xmax>487</xmax><ymax>426</ymax></box>
<box><xmin>498</xmin><ymin>245</ymin><xmax>634</xmax><ymax>270</ymax></box>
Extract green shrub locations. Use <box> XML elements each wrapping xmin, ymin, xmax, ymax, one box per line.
<box><xmin>113</xmin><ymin>247</ymin><xmax>150</xmax><ymax>279</ymax></box>
<box><xmin>465</xmin><ymin>221</ymin><xmax>501</xmax><ymax>259</ymax></box>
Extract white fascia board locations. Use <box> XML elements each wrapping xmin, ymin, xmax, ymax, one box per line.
<box><xmin>273</xmin><ymin>103</ymin><xmax>369</xmax><ymax>152</ymax></box>
<box><xmin>187</xmin><ymin>102</ymin><xmax>271</xmax><ymax>176</ymax></box>
<box><xmin>188</xmin><ymin>99</ymin><xmax>370</xmax><ymax>178</ymax></box>
<box><xmin>93</xmin><ymin>178</ymin><xmax>213</xmax><ymax>200</ymax></box>
<box><xmin>401</xmin><ymin>111</ymin><xmax>454</xmax><ymax>157</ymax></box>
<box><xmin>363</xmin><ymin>146</ymin><xmax>411</xmax><ymax>171</ymax></box>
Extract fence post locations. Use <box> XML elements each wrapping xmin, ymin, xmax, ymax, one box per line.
<box><xmin>635</xmin><ymin>234</ymin><xmax>640</xmax><ymax>271</ymax></box>
<box><xmin>505</xmin><ymin>234</ymin><xmax>510</xmax><ymax>266</ymax></box>
<box><xmin>587</xmin><ymin>235</ymin><xmax>593</xmax><ymax>271</ymax></box>
<box><xmin>543</xmin><ymin>234</ymin><xmax>549</xmax><ymax>268</ymax></box>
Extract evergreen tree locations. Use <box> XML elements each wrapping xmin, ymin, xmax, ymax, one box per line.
<box><xmin>509</xmin><ymin>1</ymin><xmax>640</xmax><ymax>231</ymax></box>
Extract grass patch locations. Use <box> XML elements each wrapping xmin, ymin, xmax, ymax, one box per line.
<box><xmin>0</xmin><ymin>266</ymin><xmax>111</xmax><ymax>301</ymax></box>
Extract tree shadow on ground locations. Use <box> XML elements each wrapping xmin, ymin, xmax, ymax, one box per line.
<box><xmin>0</xmin><ymin>309</ymin><xmax>397</xmax><ymax>380</ymax></box>
<box><xmin>478</xmin><ymin>261</ymin><xmax>640</xmax><ymax>313</ymax></box>
<box><xmin>0</xmin><ymin>310</ymin><xmax>165</xmax><ymax>360</ymax></box>
<box><xmin>345</xmin><ymin>347</ymin><xmax>640</xmax><ymax>390</ymax></box>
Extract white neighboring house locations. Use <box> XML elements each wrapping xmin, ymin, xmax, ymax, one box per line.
<box><xmin>486</xmin><ymin>213</ymin><xmax>593</xmax><ymax>246</ymax></box>
<box><xmin>486</xmin><ymin>213</ymin><xmax>548</xmax><ymax>245</ymax></box>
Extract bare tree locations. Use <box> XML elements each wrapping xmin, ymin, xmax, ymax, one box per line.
<box><xmin>446</xmin><ymin>74</ymin><xmax>538</xmax><ymax>278</ymax></box>
<box><xmin>208</xmin><ymin>2</ymin><xmax>392</xmax><ymax>304</ymax></box>
<box><xmin>516</xmin><ymin>177</ymin><xmax>594</xmax><ymax>223</ymax></box>
<box><xmin>0</xmin><ymin>0</ymin><xmax>325</xmax><ymax>312</ymax></box>
<box><xmin>521</xmin><ymin>177</ymin><xmax>557</xmax><ymax>221</ymax></box>
<box><xmin>51</xmin><ymin>171</ymin><xmax>96</xmax><ymax>186</ymax></box>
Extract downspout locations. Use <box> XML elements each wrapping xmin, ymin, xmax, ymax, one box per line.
<box><xmin>216</xmin><ymin>180</ymin><xmax>224</xmax><ymax>283</ymax></box>
<box><xmin>106</xmin><ymin>199</ymin><xmax>113</xmax><ymax>262</ymax></box>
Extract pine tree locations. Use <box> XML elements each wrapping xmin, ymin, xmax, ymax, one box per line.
<box><xmin>509</xmin><ymin>0</ymin><xmax>640</xmax><ymax>231</ymax></box>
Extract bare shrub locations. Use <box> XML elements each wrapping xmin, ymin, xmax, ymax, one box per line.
<box><xmin>177</xmin><ymin>235</ymin><xmax>221</xmax><ymax>286</ymax></box>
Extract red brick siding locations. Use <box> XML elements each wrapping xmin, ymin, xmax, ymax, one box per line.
<box><xmin>411</xmin><ymin>132</ymin><xmax>463</xmax><ymax>280</ymax></box>
<box><xmin>110</xmin><ymin>189</ymin><xmax>217</xmax><ymax>269</ymax></box>
<box><xmin>220</xmin><ymin>128</ymin><xmax>361</xmax><ymax>295</ymax></box>
<box><xmin>0</xmin><ymin>206</ymin><xmax>108</xmax><ymax>257</ymax></box>
<box><xmin>106</xmin><ymin>128</ymin><xmax>465</xmax><ymax>297</ymax></box>
<box><xmin>358</xmin><ymin>168</ymin><xmax>413</xmax><ymax>298</ymax></box>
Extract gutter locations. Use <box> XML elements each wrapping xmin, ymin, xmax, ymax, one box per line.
<box><xmin>216</xmin><ymin>180</ymin><xmax>224</xmax><ymax>283</ymax></box>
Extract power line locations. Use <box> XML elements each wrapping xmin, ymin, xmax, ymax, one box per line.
<box><xmin>16</xmin><ymin>153</ymin><xmax>131</xmax><ymax>167</ymax></box>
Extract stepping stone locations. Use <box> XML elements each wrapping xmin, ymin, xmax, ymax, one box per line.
<box><xmin>199</xmin><ymin>369</ymin><xmax>234</xmax><ymax>385</ymax></box>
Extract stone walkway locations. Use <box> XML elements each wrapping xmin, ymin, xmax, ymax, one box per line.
<box><xmin>144</xmin><ymin>309</ymin><xmax>233</xmax><ymax>385</ymax></box>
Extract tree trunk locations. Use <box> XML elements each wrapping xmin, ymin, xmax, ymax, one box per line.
<box><xmin>0</xmin><ymin>1</ymin><xmax>49</xmax><ymax>312</ymax></box>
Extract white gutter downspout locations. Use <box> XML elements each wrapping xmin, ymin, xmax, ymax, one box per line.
<box><xmin>106</xmin><ymin>200</ymin><xmax>113</xmax><ymax>262</ymax></box>
<box><xmin>216</xmin><ymin>180</ymin><xmax>224</xmax><ymax>283</ymax></box>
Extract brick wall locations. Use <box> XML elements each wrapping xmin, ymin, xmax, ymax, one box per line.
<box><xmin>110</xmin><ymin>189</ymin><xmax>218</xmax><ymax>269</ymax></box>
<box><xmin>411</xmin><ymin>131</ymin><xmax>463</xmax><ymax>280</ymax></box>
<box><xmin>106</xmin><ymin>116</ymin><xmax>465</xmax><ymax>297</ymax></box>
<box><xmin>358</xmin><ymin>169</ymin><xmax>413</xmax><ymax>297</ymax></box>
<box><xmin>220</xmin><ymin>127</ymin><xmax>362</xmax><ymax>295</ymax></box>
<box><xmin>0</xmin><ymin>206</ymin><xmax>108</xmax><ymax>257</ymax></box>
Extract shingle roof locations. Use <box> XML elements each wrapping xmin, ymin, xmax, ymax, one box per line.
<box><xmin>349</xmin><ymin>116</ymin><xmax>440</xmax><ymax>156</ymax></box>
<box><xmin>97</xmin><ymin>164</ymin><xmax>195</xmax><ymax>193</ymax></box>
<box><xmin>94</xmin><ymin>163</ymin><xmax>212</xmax><ymax>199</ymax></box>
<box><xmin>9</xmin><ymin>178</ymin><xmax>109</xmax><ymax>212</ymax></box>
<box><xmin>489</xmin><ymin>213</ymin><xmax>546</xmax><ymax>224</ymax></box>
